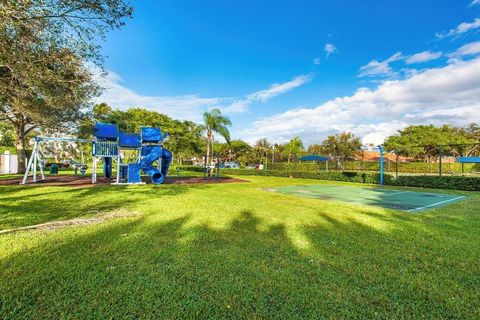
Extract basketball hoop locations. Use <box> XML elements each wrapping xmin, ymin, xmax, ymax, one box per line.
<box><xmin>361</xmin><ymin>145</ymin><xmax>380</xmax><ymax>152</ymax></box>
<box><xmin>362</xmin><ymin>133</ymin><xmax>385</xmax><ymax>147</ymax></box>
<box><xmin>360</xmin><ymin>137</ymin><xmax>385</xmax><ymax>189</ymax></box>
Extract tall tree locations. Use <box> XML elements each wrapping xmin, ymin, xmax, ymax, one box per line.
<box><xmin>321</xmin><ymin>132</ymin><xmax>361</xmax><ymax>159</ymax></box>
<box><xmin>384</xmin><ymin>125</ymin><xmax>473</xmax><ymax>160</ymax></box>
<box><xmin>0</xmin><ymin>0</ymin><xmax>132</xmax><ymax>171</ymax></box>
<box><xmin>456</xmin><ymin>123</ymin><xmax>480</xmax><ymax>156</ymax></box>
<box><xmin>272</xmin><ymin>143</ymin><xmax>286</xmax><ymax>163</ymax></box>
<box><xmin>0</xmin><ymin>48</ymin><xmax>99</xmax><ymax>171</ymax></box>
<box><xmin>93</xmin><ymin>103</ymin><xmax>113</xmax><ymax>123</ymax></box>
<box><xmin>307</xmin><ymin>144</ymin><xmax>324</xmax><ymax>155</ymax></box>
<box><xmin>254</xmin><ymin>138</ymin><xmax>271</xmax><ymax>164</ymax></box>
<box><xmin>202</xmin><ymin>108</ymin><xmax>231</xmax><ymax>167</ymax></box>
<box><xmin>89</xmin><ymin>106</ymin><xmax>205</xmax><ymax>161</ymax></box>
<box><xmin>215</xmin><ymin>140</ymin><xmax>252</xmax><ymax>164</ymax></box>
<box><xmin>0</xmin><ymin>121</ymin><xmax>16</xmax><ymax>147</ymax></box>
<box><xmin>285</xmin><ymin>136</ymin><xmax>304</xmax><ymax>163</ymax></box>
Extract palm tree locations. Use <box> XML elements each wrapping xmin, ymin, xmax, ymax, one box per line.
<box><xmin>254</xmin><ymin>138</ymin><xmax>271</xmax><ymax>165</ymax></box>
<box><xmin>203</xmin><ymin>108</ymin><xmax>232</xmax><ymax>168</ymax></box>
<box><xmin>286</xmin><ymin>136</ymin><xmax>304</xmax><ymax>163</ymax></box>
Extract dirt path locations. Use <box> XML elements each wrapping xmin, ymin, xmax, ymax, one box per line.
<box><xmin>0</xmin><ymin>175</ymin><xmax>248</xmax><ymax>187</ymax></box>
<box><xmin>0</xmin><ymin>211</ymin><xmax>140</xmax><ymax>235</ymax></box>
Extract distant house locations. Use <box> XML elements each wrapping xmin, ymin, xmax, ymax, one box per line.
<box><xmin>354</xmin><ymin>150</ymin><xmax>410</xmax><ymax>162</ymax></box>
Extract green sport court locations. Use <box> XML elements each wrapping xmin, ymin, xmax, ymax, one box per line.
<box><xmin>265</xmin><ymin>185</ymin><xmax>465</xmax><ymax>212</ymax></box>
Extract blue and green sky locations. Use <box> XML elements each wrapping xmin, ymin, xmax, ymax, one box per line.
<box><xmin>97</xmin><ymin>0</ymin><xmax>480</xmax><ymax>145</ymax></box>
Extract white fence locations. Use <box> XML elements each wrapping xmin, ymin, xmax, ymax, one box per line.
<box><xmin>0</xmin><ymin>151</ymin><xmax>18</xmax><ymax>174</ymax></box>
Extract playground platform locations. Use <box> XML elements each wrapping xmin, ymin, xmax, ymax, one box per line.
<box><xmin>265</xmin><ymin>184</ymin><xmax>465</xmax><ymax>212</ymax></box>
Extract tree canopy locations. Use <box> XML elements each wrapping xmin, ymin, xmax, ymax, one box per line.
<box><xmin>89</xmin><ymin>105</ymin><xmax>204</xmax><ymax>159</ymax></box>
<box><xmin>285</xmin><ymin>136</ymin><xmax>304</xmax><ymax>162</ymax></box>
<box><xmin>203</xmin><ymin>108</ymin><xmax>231</xmax><ymax>167</ymax></box>
<box><xmin>320</xmin><ymin>132</ymin><xmax>361</xmax><ymax>159</ymax></box>
<box><xmin>0</xmin><ymin>0</ymin><xmax>133</xmax><ymax>171</ymax></box>
<box><xmin>384</xmin><ymin>124</ymin><xmax>479</xmax><ymax>159</ymax></box>
<box><xmin>203</xmin><ymin>109</ymin><xmax>232</xmax><ymax>144</ymax></box>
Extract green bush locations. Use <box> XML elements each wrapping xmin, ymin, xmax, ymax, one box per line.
<box><xmin>177</xmin><ymin>165</ymin><xmax>205</xmax><ymax>173</ymax></box>
<box><xmin>268</xmin><ymin>162</ymin><xmax>323</xmax><ymax>171</ymax></box>
<box><xmin>177</xmin><ymin>165</ymin><xmax>393</xmax><ymax>185</ymax></box>
<box><xmin>224</xmin><ymin>169</ymin><xmax>395</xmax><ymax>184</ymax></box>
<box><xmin>0</xmin><ymin>146</ymin><xmax>16</xmax><ymax>154</ymax></box>
<box><xmin>390</xmin><ymin>175</ymin><xmax>480</xmax><ymax>191</ymax></box>
<box><xmin>257</xmin><ymin>161</ymin><xmax>479</xmax><ymax>174</ymax></box>
<box><xmin>177</xmin><ymin>165</ymin><xmax>479</xmax><ymax>190</ymax></box>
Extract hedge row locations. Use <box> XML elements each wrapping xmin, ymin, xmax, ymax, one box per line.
<box><xmin>223</xmin><ymin>168</ymin><xmax>394</xmax><ymax>184</ymax></box>
<box><xmin>390</xmin><ymin>175</ymin><xmax>480</xmax><ymax>191</ymax></box>
<box><xmin>269</xmin><ymin>161</ymin><xmax>480</xmax><ymax>174</ymax></box>
<box><xmin>177</xmin><ymin>166</ymin><xmax>392</xmax><ymax>185</ymax></box>
<box><xmin>268</xmin><ymin>162</ymin><xmax>324</xmax><ymax>171</ymax></box>
<box><xmin>177</xmin><ymin>166</ymin><xmax>480</xmax><ymax>191</ymax></box>
<box><xmin>177</xmin><ymin>165</ymin><xmax>205</xmax><ymax>173</ymax></box>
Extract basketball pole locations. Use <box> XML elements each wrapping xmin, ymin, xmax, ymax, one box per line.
<box><xmin>378</xmin><ymin>145</ymin><xmax>384</xmax><ymax>189</ymax></box>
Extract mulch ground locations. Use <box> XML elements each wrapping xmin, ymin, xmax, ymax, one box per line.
<box><xmin>0</xmin><ymin>175</ymin><xmax>248</xmax><ymax>187</ymax></box>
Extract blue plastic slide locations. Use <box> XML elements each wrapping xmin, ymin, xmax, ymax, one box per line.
<box><xmin>139</xmin><ymin>146</ymin><xmax>172</xmax><ymax>184</ymax></box>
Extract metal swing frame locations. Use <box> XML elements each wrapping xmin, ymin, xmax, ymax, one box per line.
<box><xmin>21</xmin><ymin>136</ymin><xmax>94</xmax><ymax>185</ymax></box>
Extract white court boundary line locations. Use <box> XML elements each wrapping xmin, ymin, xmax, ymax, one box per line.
<box><xmin>407</xmin><ymin>196</ymin><xmax>466</xmax><ymax>212</ymax></box>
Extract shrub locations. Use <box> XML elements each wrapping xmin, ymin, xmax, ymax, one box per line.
<box><xmin>0</xmin><ymin>146</ymin><xmax>16</xmax><ymax>154</ymax></box>
<box><xmin>268</xmin><ymin>162</ymin><xmax>322</xmax><ymax>171</ymax></box>
<box><xmin>177</xmin><ymin>165</ymin><xmax>205</xmax><ymax>173</ymax></box>
<box><xmin>250</xmin><ymin>161</ymin><xmax>479</xmax><ymax>174</ymax></box>
<box><xmin>177</xmin><ymin>165</ymin><xmax>393</xmax><ymax>185</ymax></box>
<box><xmin>390</xmin><ymin>175</ymin><xmax>480</xmax><ymax>191</ymax></box>
<box><xmin>177</xmin><ymin>166</ymin><xmax>478</xmax><ymax>190</ymax></box>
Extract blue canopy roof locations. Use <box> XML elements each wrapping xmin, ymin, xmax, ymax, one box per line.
<box><xmin>457</xmin><ymin>157</ymin><xmax>480</xmax><ymax>163</ymax></box>
<box><xmin>299</xmin><ymin>155</ymin><xmax>329</xmax><ymax>162</ymax></box>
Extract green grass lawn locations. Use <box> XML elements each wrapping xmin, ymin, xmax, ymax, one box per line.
<box><xmin>0</xmin><ymin>175</ymin><xmax>479</xmax><ymax>318</ymax></box>
<box><xmin>0</xmin><ymin>174</ymin><xmax>22</xmax><ymax>180</ymax></box>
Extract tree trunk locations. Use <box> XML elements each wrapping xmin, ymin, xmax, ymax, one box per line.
<box><xmin>14</xmin><ymin>119</ymin><xmax>27</xmax><ymax>173</ymax></box>
<box><xmin>206</xmin><ymin>130</ymin><xmax>212</xmax><ymax>169</ymax></box>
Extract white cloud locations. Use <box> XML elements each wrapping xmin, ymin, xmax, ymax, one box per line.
<box><xmin>313</xmin><ymin>57</ymin><xmax>321</xmax><ymax>65</ymax></box>
<box><xmin>249</xmin><ymin>74</ymin><xmax>313</xmax><ymax>102</ymax></box>
<box><xmin>222</xmin><ymin>74</ymin><xmax>313</xmax><ymax>113</ymax></box>
<box><xmin>358</xmin><ymin>52</ymin><xmax>404</xmax><ymax>77</ymax></box>
<box><xmin>405</xmin><ymin>50</ymin><xmax>442</xmax><ymax>64</ymax></box>
<box><xmin>242</xmin><ymin>57</ymin><xmax>480</xmax><ymax>145</ymax></box>
<box><xmin>95</xmin><ymin>71</ymin><xmax>222</xmax><ymax>121</ymax></box>
<box><xmin>470</xmin><ymin>0</ymin><xmax>480</xmax><ymax>7</ymax></box>
<box><xmin>436</xmin><ymin>18</ymin><xmax>480</xmax><ymax>39</ymax></box>
<box><xmin>96</xmin><ymin>71</ymin><xmax>312</xmax><ymax>120</ymax></box>
<box><xmin>447</xmin><ymin>41</ymin><xmax>480</xmax><ymax>61</ymax></box>
<box><xmin>400</xmin><ymin>68</ymin><xmax>420</xmax><ymax>77</ymax></box>
<box><xmin>324</xmin><ymin>43</ymin><xmax>338</xmax><ymax>58</ymax></box>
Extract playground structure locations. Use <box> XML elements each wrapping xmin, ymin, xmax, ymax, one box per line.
<box><xmin>21</xmin><ymin>123</ymin><xmax>172</xmax><ymax>185</ymax></box>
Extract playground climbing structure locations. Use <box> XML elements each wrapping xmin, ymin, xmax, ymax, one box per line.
<box><xmin>21</xmin><ymin>123</ymin><xmax>172</xmax><ymax>185</ymax></box>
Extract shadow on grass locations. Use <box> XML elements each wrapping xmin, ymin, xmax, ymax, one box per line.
<box><xmin>1</xmin><ymin>208</ymin><xmax>479</xmax><ymax>319</ymax></box>
<box><xmin>0</xmin><ymin>183</ymin><xmax>210</xmax><ymax>230</ymax></box>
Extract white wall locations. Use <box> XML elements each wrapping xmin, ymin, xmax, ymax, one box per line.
<box><xmin>0</xmin><ymin>152</ymin><xmax>18</xmax><ymax>174</ymax></box>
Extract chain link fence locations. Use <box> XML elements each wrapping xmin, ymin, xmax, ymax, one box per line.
<box><xmin>266</xmin><ymin>143</ymin><xmax>480</xmax><ymax>177</ymax></box>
